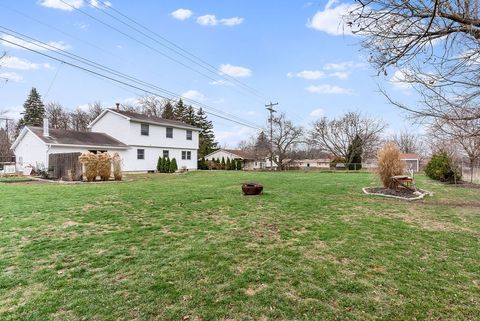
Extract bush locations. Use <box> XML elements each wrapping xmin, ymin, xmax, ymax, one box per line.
<box><xmin>376</xmin><ymin>143</ymin><xmax>404</xmax><ymax>189</ymax></box>
<box><xmin>112</xmin><ymin>153</ymin><xmax>122</xmax><ymax>181</ymax></box>
<box><xmin>236</xmin><ymin>159</ymin><xmax>242</xmax><ymax>170</ymax></box>
<box><xmin>425</xmin><ymin>151</ymin><xmax>461</xmax><ymax>183</ymax></box>
<box><xmin>164</xmin><ymin>157</ymin><xmax>170</xmax><ymax>173</ymax></box>
<box><xmin>226</xmin><ymin>158</ymin><xmax>231</xmax><ymax>170</ymax></box>
<box><xmin>79</xmin><ymin>152</ymin><xmax>98</xmax><ymax>182</ymax></box>
<box><xmin>97</xmin><ymin>152</ymin><xmax>112</xmax><ymax>181</ymax></box>
<box><xmin>170</xmin><ymin>158</ymin><xmax>178</xmax><ymax>173</ymax></box>
<box><xmin>221</xmin><ymin>157</ymin><xmax>226</xmax><ymax>169</ymax></box>
<box><xmin>157</xmin><ymin>156</ymin><xmax>164</xmax><ymax>172</ymax></box>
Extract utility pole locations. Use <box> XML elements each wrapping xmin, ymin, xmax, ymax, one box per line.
<box><xmin>265</xmin><ymin>102</ymin><xmax>278</xmax><ymax>170</ymax></box>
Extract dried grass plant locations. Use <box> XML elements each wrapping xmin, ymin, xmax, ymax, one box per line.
<box><xmin>376</xmin><ymin>143</ymin><xmax>405</xmax><ymax>189</ymax></box>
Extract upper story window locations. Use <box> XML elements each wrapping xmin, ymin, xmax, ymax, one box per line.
<box><xmin>186</xmin><ymin>130</ymin><xmax>192</xmax><ymax>140</ymax></box>
<box><xmin>166</xmin><ymin>127</ymin><xmax>173</xmax><ymax>138</ymax></box>
<box><xmin>141</xmin><ymin>123</ymin><xmax>149</xmax><ymax>136</ymax></box>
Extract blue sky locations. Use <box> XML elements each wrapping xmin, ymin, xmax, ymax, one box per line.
<box><xmin>0</xmin><ymin>0</ymin><xmax>418</xmax><ymax>146</ymax></box>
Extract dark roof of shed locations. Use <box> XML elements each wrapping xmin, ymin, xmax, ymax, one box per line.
<box><xmin>109</xmin><ymin>109</ymin><xmax>201</xmax><ymax>130</ymax></box>
<box><xmin>28</xmin><ymin>126</ymin><xmax>128</xmax><ymax>148</ymax></box>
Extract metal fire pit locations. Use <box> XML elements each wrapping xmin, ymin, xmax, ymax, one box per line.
<box><xmin>242</xmin><ymin>183</ymin><xmax>263</xmax><ymax>195</ymax></box>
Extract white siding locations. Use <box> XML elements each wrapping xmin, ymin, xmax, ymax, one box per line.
<box><xmin>13</xmin><ymin>130</ymin><xmax>48</xmax><ymax>171</ymax></box>
<box><xmin>205</xmin><ymin>150</ymin><xmax>241</xmax><ymax>162</ymax></box>
<box><xmin>121</xmin><ymin>147</ymin><xmax>197</xmax><ymax>171</ymax></box>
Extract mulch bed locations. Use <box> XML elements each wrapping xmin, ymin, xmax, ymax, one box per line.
<box><xmin>363</xmin><ymin>187</ymin><xmax>432</xmax><ymax>200</ymax></box>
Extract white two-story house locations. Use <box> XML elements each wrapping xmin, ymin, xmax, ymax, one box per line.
<box><xmin>89</xmin><ymin>108</ymin><xmax>200</xmax><ymax>171</ymax></box>
<box><xmin>11</xmin><ymin>106</ymin><xmax>201</xmax><ymax>172</ymax></box>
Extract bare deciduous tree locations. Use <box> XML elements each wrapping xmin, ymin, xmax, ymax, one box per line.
<box><xmin>271</xmin><ymin>113</ymin><xmax>304</xmax><ymax>170</ymax></box>
<box><xmin>45</xmin><ymin>102</ymin><xmax>70</xmax><ymax>129</ymax></box>
<box><xmin>138</xmin><ymin>95</ymin><xmax>164</xmax><ymax>117</ymax></box>
<box><xmin>310</xmin><ymin>112</ymin><xmax>386</xmax><ymax>162</ymax></box>
<box><xmin>430</xmin><ymin>109</ymin><xmax>480</xmax><ymax>182</ymax></box>
<box><xmin>87</xmin><ymin>101</ymin><xmax>104</xmax><ymax>122</ymax></box>
<box><xmin>388</xmin><ymin>131</ymin><xmax>424</xmax><ymax>155</ymax></box>
<box><xmin>348</xmin><ymin>0</ymin><xmax>480</xmax><ymax>121</ymax></box>
<box><xmin>70</xmin><ymin>108</ymin><xmax>91</xmax><ymax>132</ymax></box>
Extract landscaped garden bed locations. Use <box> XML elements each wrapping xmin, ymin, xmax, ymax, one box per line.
<box><xmin>363</xmin><ymin>186</ymin><xmax>431</xmax><ymax>200</ymax></box>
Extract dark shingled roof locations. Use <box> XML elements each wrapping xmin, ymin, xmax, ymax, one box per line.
<box><xmin>223</xmin><ymin>149</ymin><xmax>258</xmax><ymax>160</ymax></box>
<box><xmin>110</xmin><ymin>109</ymin><xmax>201</xmax><ymax>130</ymax></box>
<box><xmin>28</xmin><ymin>126</ymin><xmax>128</xmax><ymax>148</ymax></box>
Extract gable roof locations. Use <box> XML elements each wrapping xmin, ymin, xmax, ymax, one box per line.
<box><xmin>24</xmin><ymin>126</ymin><xmax>127</xmax><ymax>149</ymax></box>
<box><xmin>205</xmin><ymin>149</ymin><xmax>259</xmax><ymax>160</ymax></box>
<box><xmin>89</xmin><ymin>108</ymin><xmax>202</xmax><ymax>131</ymax></box>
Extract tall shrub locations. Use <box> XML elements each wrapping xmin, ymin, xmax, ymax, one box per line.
<box><xmin>425</xmin><ymin>151</ymin><xmax>461</xmax><ymax>183</ymax></box>
<box><xmin>221</xmin><ymin>157</ymin><xmax>226</xmax><ymax>169</ymax></box>
<box><xmin>170</xmin><ymin>158</ymin><xmax>178</xmax><ymax>173</ymax></box>
<box><xmin>164</xmin><ymin>157</ymin><xmax>170</xmax><ymax>173</ymax></box>
<box><xmin>376</xmin><ymin>143</ymin><xmax>404</xmax><ymax>189</ymax></box>
<box><xmin>157</xmin><ymin>156</ymin><xmax>164</xmax><ymax>172</ymax></box>
<box><xmin>226</xmin><ymin>158</ymin><xmax>231</xmax><ymax>170</ymax></box>
<box><xmin>112</xmin><ymin>153</ymin><xmax>122</xmax><ymax>181</ymax></box>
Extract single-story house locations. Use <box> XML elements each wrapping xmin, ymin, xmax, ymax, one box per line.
<box><xmin>204</xmin><ymin>149</ymin><xmax>268</xmax><ymax>170</ymax></box>
<box><xmin>11</xmin><ymin>106</ymin><xmax>201</xmax><ymax>172</ymax></box>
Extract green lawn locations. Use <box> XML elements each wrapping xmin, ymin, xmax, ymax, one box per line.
<box><xmin>1</xmin><ymin>171</ymin><xmax>479</xmax><ymax>321</ymax></box>
<box><xmin>0</xmin><ymin>177</ymin><xmax>33</xmax><ymax>183</ymax></box>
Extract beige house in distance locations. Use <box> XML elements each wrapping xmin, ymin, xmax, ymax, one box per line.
<box><xmin>204</xmin><ymin>149</ymin><xmax>267</xmax><ymax>170</ymax></box>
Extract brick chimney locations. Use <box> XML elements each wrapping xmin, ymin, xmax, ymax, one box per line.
<box><xmin>116</xmin><ymin>102</ymin><xmax>120</xmax><ymax>111</ymax></box>
<box><xmin>43</xmin><ymin>117</ymin><xmax>49</xmax><ymax>137</ymax></box>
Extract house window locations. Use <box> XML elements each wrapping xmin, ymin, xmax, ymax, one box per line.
<box><xmin>141</xmin><ymin>123</ymin><xmax>149</xmax><ymax>136</ymax></box>
<box><xmin>186</xmin><ymin>130</ymin><xmax>192</xmax><ymax>140</ymax></box>
<box><xmin>88</xmin><ymin>150</ymin><xmax>107</xmax><ymax>154</ymax></box>
<box><xmin>163</xmin><ymin>150</ymin><xmax>169</xmax><ymax>158</ymax></box>
<box><xmin>182</xmin><ymin>151</ymin><xmax>191</xmax><ymax>160</ymax></box>
<box><xmin>137</xmin><ymin>149</ymin><xmax>145</xmax><ymax>160</ymax></box>
<box><xmin>166</xmin><ymin>127</ymin><xmax>173</xmax><ymax>138</ymax></box>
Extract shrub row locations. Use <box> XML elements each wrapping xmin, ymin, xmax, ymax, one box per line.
<box><xmin>157</xmin><ymin>156</ymin><xmax>178</xmax><ymax>173</ymax></box>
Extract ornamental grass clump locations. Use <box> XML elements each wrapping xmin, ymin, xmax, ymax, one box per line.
<box><xmin>79</xmin><ymin>152</ymin><xmax>98</xmax><ymax>182</ymax></box>
<box><xmin>97</xmin><ymin>152</ymin><xmax>112</xmax><ymax>181</ymax></box>
<box><xmin>376</xmin><ymin>143</ymin><xmax>405</xmax><ymax>189</ymax></box>
<box><xmin>112</xmin><ymin>153</ymin><xmax>122</xmax><ymax>181</ymax></box>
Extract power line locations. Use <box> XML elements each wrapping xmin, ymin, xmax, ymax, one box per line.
<box><xmin>0</xmin><ymin>27</ymin><xmax>261</xmax><ymax>128</ymax></box>
<box><xmin>0</xmin><ymin>34</ymin><xmax>263</xmax><ymax>129</ymax></box>
<box><xmin>93</xmin><ymin>0</ymin><xmax>267</xmax><ymax>101</ymax></box>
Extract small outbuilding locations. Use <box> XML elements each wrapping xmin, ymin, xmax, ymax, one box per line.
<box><xmin>400</xmin><ymin>153</ymin><xmax>420</xmax><ymax>172</ymax></box>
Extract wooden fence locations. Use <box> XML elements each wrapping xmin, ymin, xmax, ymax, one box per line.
<box><xmin>48</xmin><ymin>153</ymin><xmax>82</xmax><ymax>181</ymax></box>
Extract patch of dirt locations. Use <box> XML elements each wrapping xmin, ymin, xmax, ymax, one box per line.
<box><xmin>365</xmin><ymin>187</ymin><xmax>426</xmax><ymax>199</ymax></box>
<box><xmin>62</xmin><ymin>220</ymin><xmax>79</xmax><ymax>228</ymax></box>
<box><xmin>244</xmin><ymin>283</ymin><xmax>267</xmax><ymax>296</ymax></box>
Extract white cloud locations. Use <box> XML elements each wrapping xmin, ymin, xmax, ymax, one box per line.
<box><xmin>329</xmin><ymin>71</ymin><xmax>350</xmax><ymax>79</ymax></box>
<box><xmin>310</xmin><ymin>108</ymin><xmax>324</xmax><ymax>118</ymax></box>
<box><xmin>323</xmin><ymin>61</ymin><xmax>365</xmax><ymax>71</ymax></box>
<box><xmin>38</xmin><ymin>0</ymin><xmax>84</xmax><ymax>11</ymax></box>
<box><xmin>219</xmin><ymin>17</ymin><xmax>244</xmax><ymax>26</ymax></box>
<box><xmin>75</xmin><ymin>22</ymin><xmax>90</xmax><ymax>30</ymax></box>
<box><xmin>1</xmin><ymin>34</ymin><xmax>70</xmax><ymax>51</ymax></box>
<box><xmin>0</xmin><ymin>72</ymin><xmax>23</xmax><ymax>82</ymax></box>
<box><xmin>197</xmin><ymin>15</ymin><xmax>217</xmax><ymax>26</ymax></box>
<box><xmin>171</xmin><ymin>8</ymin><xmax>193</xmax><ymax>21</ymax></box>
<box><xmin>219</xmin><ymin>64</ymin><xmax>251</xmax><ymax>78</ymax></box>
<box><xmin>0</xmin><ymin>56</ymin><xmax>42</xmax><ymax>70</ymax></box>
<box><xmin>390</xmin><ymin>69</ymin><xmax>412</xmax><ymax>91</ymax></box>
<box><xmin>307</xmin><ymin>1</ymin><xmax>358</xmax><ymax>36</ymax></box>
<box><xmin>306</xmin><ymin>84</ymin><xmax>352</xmax><ymax>95</ymax></box>
<box><xmin>209</xmin><ymin>79</ymin><xmax>233</xmax><ymax>86</ymax></box>
<box><xmin>197</xmin><ymin>14</ymin><xmax>244</xmax><ymax>26</ymax></box>
<box><xmin>182</xmin><ymin>90</ymin><xmax>206</xmax><ymax>101</ymax></box>
<box><xmin>89</xmin><ymin>0</ymin><xmax>112</xmax><ymax>8</ymax></box>
<box><xmin>287</xmin><ymin>70</ymin><xmax>326</xmax><ymax>80</ymax></box>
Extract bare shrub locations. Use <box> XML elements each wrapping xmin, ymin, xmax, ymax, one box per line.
<box><xmin>376</xmin><ymin>143</ymin><xmax>404</xmax><ymax>189</ymax></box>
<box><xmin>112</xmin><ymin>153</ymin><xmax>122</xmax><ymax>181</ymax></box>
<box><xmin>97</xmin><ymin>152</ymin><xmax>112</xmax><ymax>181</ymax></box>
<box><xmin>79</xmin><ymin>152</ymin><xmax>98</xmax><ymax>182</ymax></box>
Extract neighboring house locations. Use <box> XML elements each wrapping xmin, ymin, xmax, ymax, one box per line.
<box><xmin>285</xmin><ymin>157</ymin><xmax>334</xmax><ymax>169</ymax></box>
<box><xmin>11</xmin><ymin>107</ymin><xmax>201</xmax><ymax>172</ymax></box>
<box><xmin>400</xmin><ymin>153</ymin><xmax>420</xmax><ymax>172</ymax></box>
<box><xmin>204</xmin><ymin>149</ymin><xmax>267</xmax><ymax>170</ymax></box>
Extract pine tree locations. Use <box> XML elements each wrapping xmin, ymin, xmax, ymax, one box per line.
<box><xmin>347</xmin><ymin>135</ymin><xmax>363</xmax><ymax>170</ymax></box>
<box><xmin>170</xmin><ymin>158</ymin><xmax>178</xmax><ymax>173</ymax></box>
<box><xmin>196</xmin><ymin>108</ymin><xmax>218</xmax><ymax>158</ymax></box>
<box><xmin>162</xmin><ymin>101</ymin><xmax>175</xmax><ymax>119</ymax></box>
<box><xmin>157</xmin><ymin>156</ymin><xmax>164</xmax><ymax>172</ymax></box>
<box><xmin>164</xmin><ymin>157</ymin><xmax>170</xmax><ymax>173</ymax></box>
<box><xmin>173</xmin><ymin>99</ymin><xmax>188</xmax><ymax>122</ymax></box>
<box><xmin>185</xmin><ymin>105</ymin><xmax>197</xmax><ymax>126</ymax></box>
<box><xmin>20</xmin><ymin>87</ymin><xmax>45</xmax><ymax>127</ymax></box>
<box><xmin>236</xmin><ymin>160</ymin><xmax>242</xmax><ymax>170</ymax></box>
<box><xmin>226</xmin><ymin>158</ymin><xmax>231</xmax><ymax>170</ymax></box>
<box><xmin>255</xmin><ymin>131</ymin><xmax>270</xmax><ymax>158</ymax></box>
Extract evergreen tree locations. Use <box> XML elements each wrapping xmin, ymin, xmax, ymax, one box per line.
<box><xmin>221</xmin><ymin>156</ymin><xmax>226</xmax><ymax>169</ymax></box>
<box><xmin>173</xmin><ymin>99</ymin><xmax>188</xmax><ymax>122</ymax></box>
<box><xmin>236</xmin><ymin>160</ymin><xmax>242</xmax><ymax>170</ymax></box>
<box><xmin>196</xmin><ymin>108</ymin><xmax>218</xmax><ymax>158</ymax></box>
<box><xmin>346</xmin><ymin>135</ymin><xmax>363</xmax><ymax>170</ymax></box>
<box><xmin>164</xmin><ymin>157</ymin><xmax>170</xmax><ymax>173</ymax></box>
<box><xmin>226</xmin><ymin>158</ymin><xmax>231</xmax><ymax>170</ymax></box>
<box><xmin>255</xmin><ymin>131</ymin><xmax>270</xmax><ymax>158</ymax></box>
<box><xmin>185</xmin><ymin>105</ymin><xmax>197</xmax><ymax>126</ymax></box>
<box><xmin>170</xmin><ymin>158</ymin><xmax>178</xmax><ymax>173</ymax></box>
<box><xmin>162</xmin><ymin>101</ymin><xmax>175</xmax><ymax>119</ymax></box>
<box><xmin>19</xmin><ymin>87</ymin><xmax>45</xmax><ymax>127</ymax></box>
<box><xmin>157</xmin><ymin>156</ymin><xmax>164</xmax><ymax>172</ymax></box>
